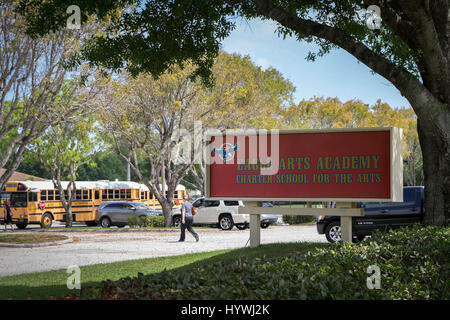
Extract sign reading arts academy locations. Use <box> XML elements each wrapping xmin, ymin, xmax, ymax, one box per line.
<box><xmin>205</xmin><ymin>128</ymin><xmax>403</xmax><ymax>202</ymax></box>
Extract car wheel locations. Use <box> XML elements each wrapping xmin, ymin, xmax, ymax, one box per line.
<box><xmin>15</xmin><ymin>222</ymin><xmax>28</xmax><ymax>230</ymax></box>
<box><xmin>261</xmin><ymin>223</ymin><xmax>269</xmax><ymax>229</ymax></box>
<box><xmin>325</xmin><ymin>221</ymin><xmax>341</xmax><ymax>243</ymax></box>
<box><xmin>219</xmin><ymin>214</ymin><xmax>234</xmax><ymax>230</ymax></box>
<box><xmin>100</xmin><ymin>217</ymin><xmax>111</xmax><ymax>228</ymax></box>
<box><xmin>40</xmin><ymin>213</ymin><xmax>53</xmax><ymax>228</ymax></box>
<box><xmin>173</xmin><ymin>215</ymin><xmax>181</xmax><ymax>227</ymax></box>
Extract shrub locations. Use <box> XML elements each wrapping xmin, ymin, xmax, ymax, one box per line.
<box><xmin>82</xmin><ymin>224</ymin><xmax>449</xmax><ymax>300</ymax></box>
<box><xmin>282</xmin><ymin>215</ymin><xmax>315</xmax><ymax>224</ymax></box>
<box><xmin>127</xmin><ymin>216</ymin><xmax>165</xmax><ymax>228</ymax></box>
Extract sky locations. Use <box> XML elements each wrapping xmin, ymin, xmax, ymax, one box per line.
<box><xmin>221</xmin><ymin>18</ymin><xmax>411</xmax><ymax>109</ymax></box>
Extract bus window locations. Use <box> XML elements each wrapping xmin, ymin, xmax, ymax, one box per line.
<box><xmin>55</xmin><ymin>190</ymin><xmax>60</xmax><ymax>201</ymax></box>
<box><xmin>48</xmin><ymin>190</ymin><xmax>54</xmax><ymax>201</ymax></box>
<box><xmin>120</xmin><ymin>189</ymin><xmax>126</xmax><ymax>199</ymax></box>
<box><xmin>114</xmin><ymin>189</ymin><xmax>119</xmax><ymax>200</ymax></box>
<box><xmin>95</xmin><ymin>190</ymin><xmax>100</xmax><ymax>200</ymax></box>
<box><xmin>41</xmin><ymin>190</ymin><xmax>47</xmax><ymax>201</ymax></box>
<box><xmin>76</xmin><ymin>190</ymin><xmax>82</xmax><ymax>200</ymax></box>
<box><xmin>29</xmin><ymin>192</ymin><xmax>38</xmax><ymax>202</ymax></box>
<box><xmin>82</xmin><ymin>190</ymin><xmax>88</xmax><ymax>200</ymax></box>
<box><xmin>10</xmin><ymin>192</ymin><xmax>27</xmax><ymax>207</ymax></box>
<box><xmin>102</xmin><ymin>190</ymin><xmax>107</xmax><ymax>200</ymax></box>
<box><xmin>0</xmin><ymin>192</ymin><xmax>11</xmax><ymax>206</ymax></box>
<box><xmin>141</xmin><ymin>191</ymin><xmax>145</xmax><ymax>200</ymax></box>
<box><xmin>174</xmin><ymin>191</ymin><xmax>178</xmax><ymax>199</ymax></box>
<box><xmin>126</xmin><ymin>190</ymin><xmax>131</xmax><ymax>199</ymax></box>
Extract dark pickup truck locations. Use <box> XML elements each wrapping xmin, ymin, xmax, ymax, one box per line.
<box><xmin>317</xmin><ymin>186</ymin><xmax>425</xmax><ymax>243</ymax></box>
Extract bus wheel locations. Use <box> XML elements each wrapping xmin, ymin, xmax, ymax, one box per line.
<box><xmin>16</xmin><ymin>222</ymin><xmax>28</xmax><ymax>230</ymax></box>
<box><xmin>40</xmin><ymin>213</ymin><xmax>53</xmax><ymax>228</ymax></box>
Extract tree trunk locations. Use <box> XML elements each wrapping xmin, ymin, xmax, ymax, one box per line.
<box><xmin>161</xmin><ymin>200</ymin><xmax>173</xmax><ymax>228</ymax></box>
<box><xmin>126</xmin><ymin>162</ymin><xmax>131</xmax><ymax>181</ymax></box>
<box><xmin>417</xmin><ymin>118</ymin><xmax>450</xmax><ymax>226</ymax></box>
<box><xmin>161</xmin><ymin>165</ymin><xmax>166</xmax><ymax>196</ymax></box>
<box><xmin>0</xmin><ymin>135</ymin><xmax>33</xmax><ymax>191</ymax></box>
<box><xmin>126</xmin><ymin>150</ymin><xmax>131</xmax><ymax>181</ymax></box>
<box><xmin>65</xmin><ymin>207</ymin><xmax>73</xmax><ymax>228</ymax></box>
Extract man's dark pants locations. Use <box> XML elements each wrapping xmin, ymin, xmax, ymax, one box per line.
<box><xmin>179</xmin><ymin>216</ymin><xmax>199</xmax><ymax>241</ymax></box>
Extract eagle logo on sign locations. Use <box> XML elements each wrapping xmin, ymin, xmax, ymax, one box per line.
<box><xmin>213</xmin><ymin>143</ymin><xmax>239</xmax><ymax>162</ymax></box>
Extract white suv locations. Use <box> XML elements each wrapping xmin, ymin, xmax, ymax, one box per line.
<box><xmin>172</xmin><ymin>198</ymin><xmax>249</xmax><ymax>230</ymax></box>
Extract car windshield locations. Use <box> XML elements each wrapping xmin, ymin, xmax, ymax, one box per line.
<box><xmin>134</xmin><ymin>203</ymin><xmax>149</xmax><ymax>209</ymax></box>
<box><xmin>193</xmin><ymin>199</ymin><xmax>204</xmax><ymax>207</ymax></box>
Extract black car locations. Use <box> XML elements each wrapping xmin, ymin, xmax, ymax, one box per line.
<box><xmin>317</xmin><ymin>186</ymin><xmax>424</xmax><ymax>242</ymax></box>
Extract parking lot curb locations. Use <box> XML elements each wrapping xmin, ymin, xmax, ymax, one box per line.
<box><xmin>0</xmin><ymin>236</ymin><xmax>73</xmax><ymax>248</ymax></box>
<box><xmin>28</xmin><ymin>228</ymin><xmax>182</xmax><ymax>233</ymax></box>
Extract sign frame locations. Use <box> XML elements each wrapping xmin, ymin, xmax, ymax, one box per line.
<box><xmin>205</xmin><ymin>127</ymin><xmax>403</xmax><ymax>202</ymax></box>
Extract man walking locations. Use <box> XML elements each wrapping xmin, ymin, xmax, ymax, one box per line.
<box><xmin>3</xmin><ymin>200</ymin><xmax>14</xmax><ymax>231</ymax></box>
<box><xmin>178</xmin><ymin>194</ymin><xmax>199</xmax><ymax>242</ymax></box>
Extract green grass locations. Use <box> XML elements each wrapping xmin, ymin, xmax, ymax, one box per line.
<box><xmin>0</xmin><ymin>242</ymin><xmax>328</xmax><ymax>300</ymax></box>
<box><xmin>0</xmin><ymin>234</ymin><xmax>68</xmax><ymax>244</ymax></box>
<box><xmin>82</xmin><ymin>225</ymin><xmax>449</xmax><ymax>300</ymax></box>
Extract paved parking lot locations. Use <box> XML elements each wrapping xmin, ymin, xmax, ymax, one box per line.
<box><xmin>0</xmin><ymin>225</ymin><xmax>326</xmax><ymax>276</ymax></box>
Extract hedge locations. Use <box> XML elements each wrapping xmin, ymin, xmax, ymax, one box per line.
<box><xmin>282</xmin><ymin>215</ymin><xmax>315</xmax><ymax>224</ymax></box>
<box><xmin>81</xmin><ymin>224</ymin><xmax>449</xmax><ymax>300</ymax></box>
<box><xmin>127</xmin><ymin>216</ymin><xmax>165</xmax><ymax>228</ymax></box>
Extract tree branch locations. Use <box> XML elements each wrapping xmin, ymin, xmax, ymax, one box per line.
<box><xmin>249</xmin><ymin>0</ymin><xmax>444</xmax><ymax>129</ymax></box>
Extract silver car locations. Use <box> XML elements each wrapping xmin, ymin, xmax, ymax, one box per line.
<box><xmin>95</xmin><ymin>201</ymin><xmax>156</xmax><ymax>228</ymax></box>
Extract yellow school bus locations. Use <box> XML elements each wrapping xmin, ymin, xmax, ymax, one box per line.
<box><xmin>0</xmin><ymin>181</ymin><xmax>185</xmax><ymax>229</ymax></box>
<box><xmin>139</xmin><ymin>184</ymin><xmax>186</xmax><ymax>209</ymax></box>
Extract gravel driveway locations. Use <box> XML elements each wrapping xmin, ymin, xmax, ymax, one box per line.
<box><xmin>0</xmin><ymin>225</ymin><xmax>326</xmax><ymax>277</ymax></box>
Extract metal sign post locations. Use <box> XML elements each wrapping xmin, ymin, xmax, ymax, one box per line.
<box><xmin>240</xmin><ymin>202</ymin><xmax>364</xmax><ymax>247</ymax></box>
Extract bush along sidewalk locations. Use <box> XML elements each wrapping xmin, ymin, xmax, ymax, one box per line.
<box><xmin>78</xmin><ymin>224</ymin><xmax>449</xmax><ymax>300</ymax></box>
<box><xmin>127</xmin><ymin>216</ymin><xmax>165</xmax><ymax>228</ymax></box>
<box><xmin>282</xmin><ymin>215</ymin><xmax>315</xmax><ymax>225</ymax></box>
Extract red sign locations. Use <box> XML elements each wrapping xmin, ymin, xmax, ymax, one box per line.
<box><xmin>206</xmin><ymin>128</ymin><xmax>403</xmax><ymax>201</ymax></box>
<box><xmin>39</xmin><ymin>201</ymin><xmax>46</xmax><ymax>210</ymax></box>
